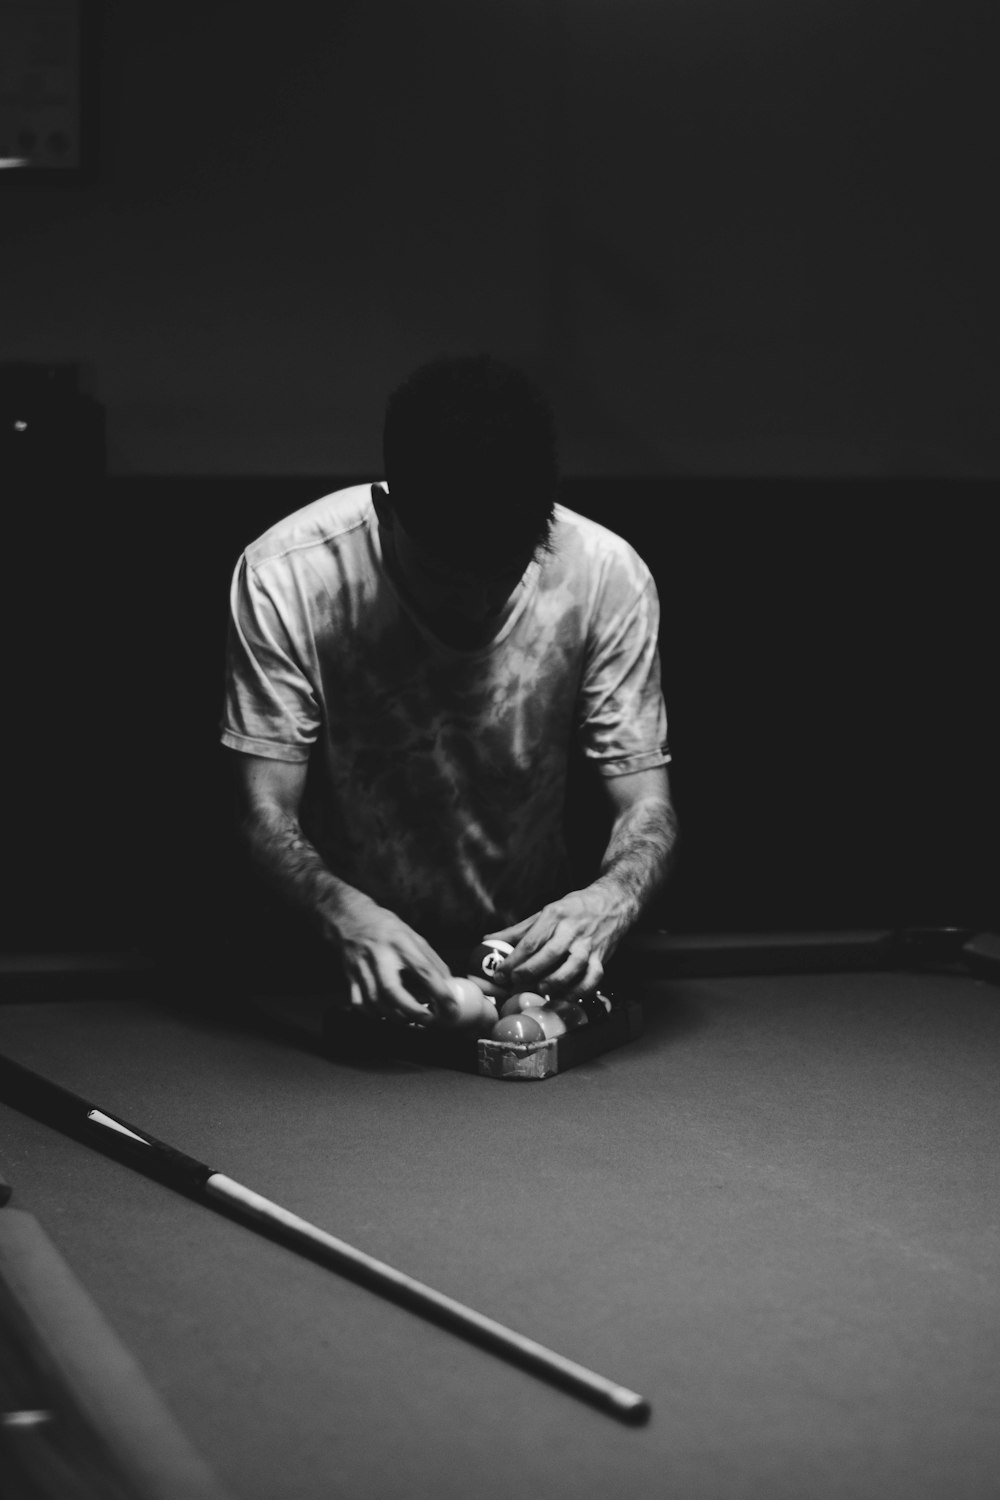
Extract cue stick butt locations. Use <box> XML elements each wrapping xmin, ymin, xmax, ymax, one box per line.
<box><xmin>205</xmin><ymin>1173</ymin><xmax>652</xmax><ymax>1424</ymax></box>
<box><xmin>0</xmin><ymin>1169</ymin><xmax>11</xmax><ymax>1206</ymax></box>
<box><xmin>0</xmin><ymin>1209</ymin><xmax>234</xmax><ymax>1499</ymax></box>
<box><xmin>0</xmin><ymin>1052</ymin><xmax>215</xmax><ymax>1195</ymax></box>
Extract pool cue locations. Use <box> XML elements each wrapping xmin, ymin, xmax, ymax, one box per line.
<box><xmin>0</xmin><ymin>1167</ymin><xmax>10</xmax><ymax>1205</ymax></box>
<box><xmin>0</xmin><ymin>1053</ymin><xmax>651</xmax><ymax>1425</ymax></box>
<box><xmin>0</xmin><ymin>1210</ymin><xmax>234</xmax><ymax>1500</ymax></box>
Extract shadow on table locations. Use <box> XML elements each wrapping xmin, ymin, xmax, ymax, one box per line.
<box><xmin>156</xmin><ymin>970</ymin><xmax>713</xmax><ymax>1081</ymax></box>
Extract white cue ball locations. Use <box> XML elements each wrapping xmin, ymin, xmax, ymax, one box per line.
<box><xmin>445</xmin><ymin>978</ymin><xmax>498</xmax><ymax>1030</ymax></box>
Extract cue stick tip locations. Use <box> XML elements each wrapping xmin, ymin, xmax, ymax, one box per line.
<box><xmin>615</xmin><ymin>1391</ymin><xmax>652</xmax><ymax>1425</ymax></box>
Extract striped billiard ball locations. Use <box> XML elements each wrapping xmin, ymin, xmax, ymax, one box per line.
<box><xmin>467</xmin><ymin>940</ymin><xmax>514</xmax><ymax>987</ymax></box>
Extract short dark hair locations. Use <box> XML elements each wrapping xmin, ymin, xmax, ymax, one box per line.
<box><xmin>382</xmin><ymin>354</ymin><xmax>559</xmax><ymax>563</ymax></box>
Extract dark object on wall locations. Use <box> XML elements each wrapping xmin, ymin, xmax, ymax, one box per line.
<box><xmin>0</xmin><ymin>363</ymin><xmax>106</xmax><ymax>480</ymax></box>
<box><xmin>0</xmin><ymin>0</ymin><xmax>99</xmax><ymax>182</ymax></box>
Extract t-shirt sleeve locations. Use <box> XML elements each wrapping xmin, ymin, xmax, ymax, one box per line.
<box><xmin>577</xmin><ymin>564</ymin><xmax>670</xmax><ymax>777</ymax></box>
<box><xmin>220</xmin><ymin>555</ymin><xmax>319</xmax><ymax>762</ymax></box>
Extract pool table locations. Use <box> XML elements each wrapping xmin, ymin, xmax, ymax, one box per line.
<box><xmin>1</xmin><ymin>930</ymin><xmax>999</xmax><ymax>1500</ymax></box>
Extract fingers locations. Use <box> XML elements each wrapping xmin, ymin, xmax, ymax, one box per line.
<box><xmin>494</xmin><ymin>914</ymin><xmax>551</xmax><ymax>985</ymax></box>
<box><xmin>543</xmin><ymin>949</ymin><xmax>604</xmax><ymax>997</ymax></box>
<box><xmin>409</xmin><ymin>932</ymin><xmax>455</xmax><ymax>980</ymax></box>
<box><xmin>363</xmin><ymin>961</ymin><xmax>445</xmax><ymax>1025</ymax></box>
<box><xmin>374</xmin><ymin>979</ymin><xmax>433</xmax><ymax>1025</ymax></box>
<box><xmin>510</xmin><ymin>942</ymin><xmax>599</xmax><ymax>996</ymax></box>
<box><xmin>482</xmin><ymin>917</ymin><xmax>532</xmax><ymax>947</ymax></box>
<box><xmin>392</xmin><ymin>962</ymin><xmax>457</xmax><ymax>1021</ymax></box>
<box><xmin>333</xmin><ymin>897</ymin><xmax>458</xmax><ymax>1024</ymax></box>
<box><xmin>500</xmin><ymin>907</ymin><xmax>607</xmax><ymax>997</ymax></box>
<box><xmin>346</xmin><ymin>948</ymin><xmax>454</xmax><ymax>1025</ymax></box>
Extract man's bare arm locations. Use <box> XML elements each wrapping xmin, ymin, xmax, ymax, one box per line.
<box><xmin>486</xmin><ymin>765</ymin><xmax>678</xmax><ymax>995</ymax></box>
<box><xmin>589</xmin><ymin>764</ymin><xmax>679</xmax><ymax>935</ymax></box>
<box><xmin>233</xmin><ymin>754</ymin><xmax>455</xmax><ymax>1020</ymax></box>
<box><xmin>235</xmin><ymin>754</ymin><xmax>369</xmax><ymax>943</ymax></box>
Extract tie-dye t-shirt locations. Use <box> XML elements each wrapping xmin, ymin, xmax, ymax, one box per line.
<box><xmin>221</xmin><ymin>484</ymin><xmax>669</xmax><ymax>949</ymax></box>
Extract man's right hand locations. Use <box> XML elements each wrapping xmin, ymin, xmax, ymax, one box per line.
<box><xmin>334</xmin><ymin>900</ymin><xmax>457</xmax><ymax>1025</ymax></box>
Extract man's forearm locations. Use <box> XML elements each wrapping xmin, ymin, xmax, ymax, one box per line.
<box><xmin>589</xmin><ymin>798</ymin><xmax>678</xmax><ymax>935</ymax></box>
<box><xmin>241</xmin><ymin>807</ymin><xmax>375</xmax><ymax>946</ymax></box>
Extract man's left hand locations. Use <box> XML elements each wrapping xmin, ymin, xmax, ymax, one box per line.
<box><xmin>482</xmin><ymin>887</ymin><xmax>625</xmax><ymax>998</ymax></box>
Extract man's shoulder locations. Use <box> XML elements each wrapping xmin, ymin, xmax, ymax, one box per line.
<box><xmin>550</xmin><ymin>503</ymin><xmax>653</xmax><ymax>583</ymax></box>
<box><xmin>244</xmin><ymin>483</ymin><xmax>377</xmax><ymax>573</ymax></box>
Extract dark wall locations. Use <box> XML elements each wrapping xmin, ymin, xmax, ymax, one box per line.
<box><xmin>3</xmin><ymin>6</ymin><xmax>996</xmax><ymax>958</ymax></box>
<box><xmin>4</xmin><ymin>477</ymin><xmax>995</xmax><ymax>960</ymax></box>
<box><xmin>1</xmin><ymin>1</ymin><xmax>997</xmax><ymax>476</ymax></box>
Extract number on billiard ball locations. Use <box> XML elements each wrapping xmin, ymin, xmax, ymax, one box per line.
<box><xmin>467</xmin><ymin>940</ymin><xmax>514</xmax><ymax>987</ymax></box>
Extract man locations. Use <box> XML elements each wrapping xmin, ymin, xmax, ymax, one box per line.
<box><xmin>221</xmin><ymin>355</ymin><xmax>676</xmax><ymax>1025</ymax></box>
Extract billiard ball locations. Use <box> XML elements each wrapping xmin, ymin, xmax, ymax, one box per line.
<box><xmin>578</xmin><ymin>993</ymin><xmax>612</xmax><ymax>1024</ymax></box>
<box><xmin>547</xmin><ymin>998</ymin><xmax>588</xmax><ymax>1030</ymax></box>
<box><xmin>439</xmin><ymin>977</ymin><xmax>498</xmax><ymax>1031</ymax></box>
<box><xmin>490</xmin><ymin>1013</ymin><xmax>546</xmax><ymax>1044</ymax></box>
<box><xmin>467</xmin><ymin>940</ymin><xmax>514</xmax><ymax>987</ymax></box>
<box><xmin>498</xmin><ymin>991</ymin><xmax>548</xmax><ymax>1018</ymax></box>
<box><xmin>465</xmin><ymin>973</ymin><xmax>506</xmax><ymax>999</ymax></box>
<box><xmin>519</xmin><ymin>1005</ymin><xmax>566</xmax><ymax>1040</ymax></box>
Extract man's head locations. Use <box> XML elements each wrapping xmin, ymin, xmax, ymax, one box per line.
<box><xmin>381</xmin><ymin>354</ymin><xmax>559</xmax><ymax>570</ymax></box>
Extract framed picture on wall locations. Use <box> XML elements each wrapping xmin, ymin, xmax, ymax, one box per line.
<box><xmin>0</xmin><ymin>0</ymin><xmax>98</xmax><ymax>182</ymax></box>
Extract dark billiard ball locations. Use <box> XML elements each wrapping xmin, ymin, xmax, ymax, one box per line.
<box><xmin>468</xmin><ymin>939</ymin><xmax>514</xmax><ymax>986</ymax></box>
<box><xmin>578</xmin><ymin>993</ymin><xmax>612</xmax><ymax>1024</ymax></box>
<box><xmin>491</xmin><ymin>1012</ymin><xmax>546</xmax><ymax>1044</ymax></box>
<box><xmin>548</xmin><ymin>998</ymin><xmax>588</xmax><ymax>1030</ymax></box>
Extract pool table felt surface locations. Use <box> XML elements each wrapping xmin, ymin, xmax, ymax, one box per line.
<box><xmin>1</xmin><ymin>966</ymin><xmax>999</xmax><ymax>1500</ymax></box>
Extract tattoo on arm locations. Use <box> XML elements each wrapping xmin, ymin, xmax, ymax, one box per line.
<box><xmin>241</xmin><ymin>807</ymin><xmax>358</xmax><ymax>939</ymax></box>
<box><xmin>597</xmin><ymin>799</ymin><xmax>679</xmax><ymax>925</ymax></box>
